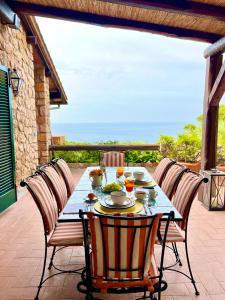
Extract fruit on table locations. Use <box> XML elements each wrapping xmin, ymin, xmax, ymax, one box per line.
<box><xmin>103</xmin><ymin>182</ymin><xmax>122</xmax><ymax>192</ymax></box>
<box><xmin>87</xmin><ymin>193</ymin><xmax>96</xmax><ymax>200</ymax></box>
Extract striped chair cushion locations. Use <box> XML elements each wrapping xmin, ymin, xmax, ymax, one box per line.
<box><xmin>102</xmin><ymin>152</ymin><xmax>125</xmax><ymax>167</ymax></box>
<box><xmin>87</xmin><ymin>212</ymin><xmax>160</xmax><ymax>281</ymax></box>
<box><xmin>56</xmin><ymin>159</ymin><xmax>75</xmax><ymax>196</ymax></box>
<box><xmin>48</xmin><ymin>222</ymin><xmax>83</xmax><ymax>246</ymax></box>
<box><xmin>42</xmin><ymin>166</ymin><xmax>68</xmax><ymax>212</ymax></box>
<box><xmin>159</xmin><ymin>221</ymin><xmax>185</xmax><ymax>243</ymax></box>
<box><xmin>172</xmin><ymin>172</ymin><xmax>203</xmax><ymax>230</ymax></box>
<box><xmin>152</xmin><ymin>158</ymin><xmax>175</xmax><ymax>187</ymax></box>
<box><xmin>161</xmin><ymin>164</ymin><xmax>186</xmax><ymax>200</ymax></box>
<box><xmin>27</xmin><ymin>175</ymin><xmax>58</xmax><ymax>234</ymax></box>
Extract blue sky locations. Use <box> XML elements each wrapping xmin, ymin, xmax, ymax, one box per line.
<box><xmin>37</xmin><ymin>17</ymin><xmax>210</xmax><ymax>124</ymax></box>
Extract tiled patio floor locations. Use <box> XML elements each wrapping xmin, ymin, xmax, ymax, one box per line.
<box><xmin>1</xmin><ymin>168</ymin><xmax>225</xmax><ymax>299</ymax></box>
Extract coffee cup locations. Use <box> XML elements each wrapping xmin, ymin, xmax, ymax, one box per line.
<box><xmin>111</xmin><ymin>191</ymin><xmax>127</xmax><ymax>205</ymax></box>
<box><xmin>124</xmin><ymin>171</ymin><xmax>132</xmax><ymax>178</ymax></box>
<box><xmin>135</xmin><ymin>191</ymin><xmax>146</xmax><ymax>201</ymax></box>
<box><xmin>133</xmin><ymin>171</ymin><xmax>144</xmax><ymax>181</ymax></box>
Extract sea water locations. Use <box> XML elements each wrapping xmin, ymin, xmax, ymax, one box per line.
<box><xmin>51</xmin><ymin>122</ymin><xmax>186</xmax><ymax>143</ymax></box>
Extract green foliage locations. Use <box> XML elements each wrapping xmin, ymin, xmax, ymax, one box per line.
<box><xmin>218</xmin><ymin>105</ymin><xmax>225</xmax><ymax>164</ymax></box>
<box><xmin>126</xmin><ymin>150</ymin><xmax>160</xmax><ymax>163</ymax></box>
<box><xmin>158</xmin><ymin>104</ymin><xmax>225</xmax><ymax>163</ymax></box>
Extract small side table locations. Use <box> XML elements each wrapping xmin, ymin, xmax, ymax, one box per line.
<box><xmin>202</xmin><ymin>170</ymin><xmax>225</xmax><ymax>210</ymax></box>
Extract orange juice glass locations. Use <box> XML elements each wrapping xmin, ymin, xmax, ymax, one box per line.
<box><xmin>116</xmin><ymin>167</ymin><xmax>124</xmax><ymax>177</ymax></box>
<box><xmin>125</xmin><ymin>179</ymin><xmax>135</xmax><ymax>197</ymax></box>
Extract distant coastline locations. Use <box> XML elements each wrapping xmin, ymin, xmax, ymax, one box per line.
<box><xmin>51</xmin><ymin>121</ymin><xmax>187</xmax><ymax>143</ymax></box>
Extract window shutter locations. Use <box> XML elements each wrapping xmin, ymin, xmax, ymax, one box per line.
<box><xmin>0</xmin><ymin>66</ymin><xmax>16</xmax><ymax>211</ymax></box>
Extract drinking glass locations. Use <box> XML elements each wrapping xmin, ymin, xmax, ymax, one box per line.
<box><xmin>116</xmin><ymin>167</ymin><xmax>124</xmax><ymax>178</ymax></box>
<box><xmin>125</xmin><ymin>178</ymin><xmax>135</xmax><ymax>200</ymax></box>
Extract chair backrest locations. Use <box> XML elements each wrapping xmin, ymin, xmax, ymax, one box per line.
<box><xmin>38</xmin><ymin>165</ymin><xmax>68</xmax><ymax>212</ymax></box>
<box><xmin>101</xmin><ymin>151</ymin><xmax>125</xmax><ymax>167</ymax></box>
<box><xmin>172</xmin><ymin>171</ymin><xmax>207</xmax><ymax>230</ymax></box>
<box><xmin>53</xmin><ymin>158</ymin><xmax>75</xmax><ymax>196</ymax></box>
<box><xmin>161</xmin><ymin>163</ymin><xmax>187</xmax><ymax>200</ymax></box>
<box><xmin>84</xmin><ymin>212</ymin><xmax>160</xmax><ymax>280</ymax></box>
<box><xmin>22</xmin><ymin>175</ymin><xmax>58</xmax><ymax>235</ymax></box>
<box><xmin>152</xmin><ymin>158</ymin><xmax>175</xmax><ymax>186</ymax></box>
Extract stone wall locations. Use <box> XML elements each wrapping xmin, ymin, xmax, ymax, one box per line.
<box><xmin>34</xmin><ymin>65</ymin><xmax>51</xmax><ymax>164</ymax></box>
<box><xmin>0</xmin><ymin>23</ymin><xmax>41</xmax><ymax>185</ymax></box>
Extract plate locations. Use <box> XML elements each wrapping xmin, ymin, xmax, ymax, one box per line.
<box><xmin>135</xmin><ymin>179</ymin><xmax>155</xmax><ymax>186</ymax></box>
<box><xmin>99</xmin><ymin>196</ymin><xmax>135</xmax><ymax>209</ymax></box>
<box><xmin>101</xmin><ymin>186</ymin><xmax>122</xmax><ymax>194</ymax></box>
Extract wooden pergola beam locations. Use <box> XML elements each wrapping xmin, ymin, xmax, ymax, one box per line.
<box><xmin>100</xmin><ymin>0</ymin><xmax>225</xmax><ymax>21</ymax></box>
<box><xmin>8</xmin><ymin>1</ymin><xmax>222</xmax><ymax>43</ymax></box>
<box><xmin>208</xmin><ymin>61</ymin><xmax>225</xmax><ymax>106</ymax></box>
<box><xmin>204</xmin><ymin>37</ymin><xmax>225</xmax><ymax>58</ymax></box>
<box><xmin>201</xmin><ymin>55</ymin><xmax>223</xmax><ymax>170</ymax></box>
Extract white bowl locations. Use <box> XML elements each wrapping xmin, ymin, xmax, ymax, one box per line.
<box><xmin>111</xmin><ymin>191</ymin><xmax>127</xmax><ymax>205</ymax></box>
<box><xmin>133</xmin><ymin>171</ymin><xmax>144</xmax><ymax>181</ymax></box>
<box><xmin>135</xmin><ymin>191</ymin><xmax>146</xmax><ymax>201</ymax></box>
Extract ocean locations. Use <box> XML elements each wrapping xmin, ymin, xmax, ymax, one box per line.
<box><xmin>51</xmin><ymin>122</ymin><xmax>186</xmax><ymax>143</ymax></box>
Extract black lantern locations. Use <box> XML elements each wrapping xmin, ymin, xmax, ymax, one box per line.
<box><xmin>10</xmin><ymin>68</ymin><xmax>22</xmax><ymax>95</ymax></box>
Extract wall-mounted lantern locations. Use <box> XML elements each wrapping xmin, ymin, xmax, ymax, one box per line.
<box><xmin>9</xmin><ymin>68</ymin><xmax>23</xmax><ymax>95</ymax></box>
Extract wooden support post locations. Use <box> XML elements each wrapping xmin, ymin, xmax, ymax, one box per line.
<box><xmin>201</xmin><ymin>54</ymin><xmax>223</xmax><ymax>170</ymax></box>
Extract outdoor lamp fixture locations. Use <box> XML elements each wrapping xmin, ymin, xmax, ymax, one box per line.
<box><xmin>10</xmin><ymin>68</ymin><xmax>22</xmax><ymax>95</ymax></box>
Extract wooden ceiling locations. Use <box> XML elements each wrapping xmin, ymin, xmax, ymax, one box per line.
<box><xmin>7</xmin><ymin>0</ymin><xmax>225</xmax><ymax>43</ymax></box>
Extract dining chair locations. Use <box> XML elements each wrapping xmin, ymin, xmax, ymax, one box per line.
<box><xmin>158</xmin><ymin>171</ymin><xmax>208</xmax><ymax>295</ymax></box>
<box><xmin>37</xmin><ymin>164</ymin><xmax>68</xmax><ymax>213</ymax></box>
<box><xmin>101</xmin><ymin>151</ymin><xmax>126</xmax><ymax>167</ymax></box>
<box><xmin>160</xmin><ymin>163</ymin><xmax>187</xmax><ymax>200</ymax></box>
<box><xmin>52</xmin><ymin>158</ymin><xmax>75</xmax><ymax>197</ymax></box>
<box><xmin>20</xmin><ymin>174</ymin><xmax>84</xmax><ymax>300</ymax></box>
<box><xmin>78</xmin><ymin>211</ymin><xmax>174</xmax><ymax>300</ymax></box>
<box><xmin>152</xmin><ymin>158</ymin><xmax>176</xmax><ymax>187</ymax></box>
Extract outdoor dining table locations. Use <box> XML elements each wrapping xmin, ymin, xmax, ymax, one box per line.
<box><xmin>58</xmin><ymin>167</ymin><xmax>182</xmax><ymax>222</ymax></box>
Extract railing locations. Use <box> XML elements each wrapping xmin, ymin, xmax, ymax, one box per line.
<box><xmin>49</xmin><ymin>144</ymin><xmax>160</xmax><ymax>152</ymax></box>
<box><xmin>49</xmin><ymin>144</ymin><xmax>160</xmax><ymax>163</ymax></box>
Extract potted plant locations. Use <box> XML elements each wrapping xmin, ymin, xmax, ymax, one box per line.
<box><xmin>89</xmin><ymin>169</ymin><xmax>104</xmax><ymax>186</ymax></box>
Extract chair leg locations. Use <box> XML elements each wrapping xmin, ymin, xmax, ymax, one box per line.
<box><xmin>172</xmin><ymin>242</ymin><xmax>182</xmax><ymax>266</ymax></box>
<box><xmin>48</xmin><ymin>246</ymin><xmax>56</xmax><ymax>270</ymax></box>
<box><xmin>35</xmin><ymin>235</ymin><xmax>48</xmax><ymax>300</ymax></box>
<box><xmin>185</xmin><ymin>239</ymin><xmax>199</xmax><ymax>295</ymax></box>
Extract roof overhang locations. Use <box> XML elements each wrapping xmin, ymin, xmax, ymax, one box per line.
<box><xmin>7</xmin><ymin>0</ymin><xmax>225</xmax><ymax>43</ymax></box>
<box><xmin>20</xmin><ymin>15</ymin><xmax>67</xmax><ymax>105</ymax></box>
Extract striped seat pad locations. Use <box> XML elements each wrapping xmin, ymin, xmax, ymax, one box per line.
<box><xmin>172</xmin><ymin>172</ymin><xmax>203</xmax><ymax>229</ymax></box>
<box><xmin>161</xmin><ymin>164</ymin><xmax>186</xmax><ymax>199</ymax></box>
<box><xmin>159</xmin><ymin>221</ymin><xmax>184</xmax><ymax>243</ymax></box>
<box><xmin>56</xmin><ymin>159</ymin><xmax>75</xmax><ymax>196</ymax></box>
<box><xmin>102</xmin><ymin>152</ymin><xmax>125</xmax><ymax>167</ymax></box>
<box><xmin>27</xmin><ymin>175</ymin><xmax>58</xmax><ymax>234</ymax></box>
<box><xmin>42</xmin><ymin>165</ymin><xmax>68</xmax><ymax>212</ymax></box>
<box><xmin>87</xmin><ymin>212</ymin><xmax>160</xmax><ymax>281</ymax></box>
<box><xmin>152</xmin><ymin>158</ymin><xmax>175</xmax><ymax>186</ymax></box>
<box><xmin>48</xmin><ymin>222</ymin><xmax>83</xmax><ymax>246</ymax></box>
